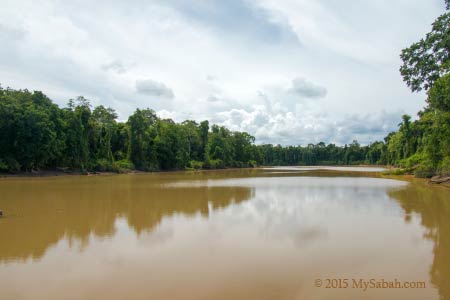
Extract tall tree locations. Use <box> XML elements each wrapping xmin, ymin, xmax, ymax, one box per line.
<box><xmin>128</xmin><ymin>108</ymin><xmax>158</xmax><ymax>170</ymax></box>
<box><xmin>400</xmin><ymin>8</ymin><xmax>450</xmax><ymax>92</ymax></box>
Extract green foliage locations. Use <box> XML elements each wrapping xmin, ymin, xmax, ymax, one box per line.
<box><xmin>128</xmin><ymin>108</ymin><xmax>158</xmax><ymax>171</ymax></box>
<box><xmin>113</xmin><ymin>160</ymin><xmax>135</xmax><ymax>173</ymax></box>
<box><xmin>248</xmin><ymin>160</ymin><xmax>257</xmax><ymax>168</ymax></box>
<box><xmin>438</xmin><ymin>156</ymin><xmax>450</xmax><ymax>176</ymax></box>
<box><xmin>382</xmin><ymin>168</ymin><xmax>414</xmax><ymax>176</ymax></box>
<box><xmin>399</xmin><ymin>152</ymin><xmax>425</xmax><ymax>168</ymax></box>
<box><xmin>0</xmin><ymin>86</ymin><xmax>266</xmax><ymax>173</ymax></box>
<box><xmin>383</xmin><ymin>1</ymin><xmax>450</xmax><ymax>178</ymax></box>
<box><xmin>94</xmin><ymin>158</ymin><xmax>114</xmax><ymax>172</ymax></box>
<box><xmin>188</xmin><ymin>160</ymin><xmax>204</xmax><ymax>170</ymax></box>
<box><xmin>0</xmin><ymin>88</ymin><xmax>65</xmax><ymax>171</ymax></box>
<box><xmin>414</xmin><ymin>159</ymin><xmax>436</xmax><ymax>178</ymax></box>
<box><xmin>399</xmin><ymin>12</ymin><xmax>450</xmax><ymax>92</ymax></box>
<box><xmin>256</xmin><ymin>141</ymin><xmax>386</xmax><ymax>167</ymax></box>
<box><xmin>428</xmin><ymin>74</ymin><xmax>450</xmax><ymax>111</ymax></box>
<box><xmin>204</xmin><ymin>159</ymin><xmax>225</xmax><ymax>169</ymax></box>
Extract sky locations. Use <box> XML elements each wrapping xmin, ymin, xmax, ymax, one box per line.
<box><xmin>0</xmin><ymin>0</ymin><xmax>445</xmax><ymax>145</ymax></box>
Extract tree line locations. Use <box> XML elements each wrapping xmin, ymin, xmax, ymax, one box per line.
<box><xmin>1</xmin><ymin>1</ymin><xmax>449</xmax><ymax>177</ymax></box>
<box><xmin>0</xmin><ymin>86</ymin><xmax>388</xmax><ymax>173</ymax></box>
<box><xmin>0</xmin><ymin>89</ymin><xmax>259</xmax><ymax>172</ymax></box>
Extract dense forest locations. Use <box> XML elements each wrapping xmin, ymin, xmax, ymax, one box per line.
<box><xmin>1</xmin><ymin>1</ymin><xmax>449</xmax><ymax>177</ymax></box>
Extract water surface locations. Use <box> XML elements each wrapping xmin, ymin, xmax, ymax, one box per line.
<box><xmin>0</xmin><ymin>168</ymin><xmax>449</xmax><ymax>299</ymax></box>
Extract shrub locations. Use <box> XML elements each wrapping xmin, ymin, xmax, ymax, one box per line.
<box><xmin>0</xmin><ymin>158</ymin><xmax>21</xmax><ymax>172</ymax></box>
<box><xmin>113</xmin><ymin>160</ymin><xmax>135</xmax><ymax>173</ymax></box>
<box><xmin>94</xmin><ymin>159</ymin><xmax>135</xmax><ymax>173</ymax></box>
<box><xmin>414</xmin><ymin>160</ymin><xmax>436</xmax><ymax>178</ymax></box>
<box><xmin>438</xmin><ymin>156</ymin><xmax>450</xmax><ymax>176</ymax></box>
<box><xmin>188</xmin><ymin>160</ymin><xmax>203</xmax><ymax>170</ymax></box>
<box><xmin>94</xmin><ymin>159</ymin><xmax>114</xmax><ymax>172</ymax></box>
<box><xmin>204</xmin><ymin>159</ymin><xmax>225</xmax><ymax>169</ymax></box>
<box><xmin>400</xmin><ymin>152</ymin><xmax>425</xmax><ymax>168</ymax></box>
<box><xmin>0</xmin><ymin>160</ymin><xmax>8</xmax><ymax>172</ymax></box>
<box><xmin>248</xmin><ymin>160</ymin><xmax>257</xmax><ymax>168</ymax></box>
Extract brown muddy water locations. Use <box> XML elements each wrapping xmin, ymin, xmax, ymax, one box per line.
<box><xmin>0</xmin><ymin>167</ymin><xmax>449</xmax><ymax>300</ymax></box>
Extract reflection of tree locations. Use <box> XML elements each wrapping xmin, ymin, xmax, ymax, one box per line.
<box><xmin>389</xmin><ymin>184</ymin><xmax>450</xmax><ymax>300</ymax></box>
<box><xmin>0</xmin><ymin>176</ymin><xmax>253</xmax><ymax>263</ymax></box>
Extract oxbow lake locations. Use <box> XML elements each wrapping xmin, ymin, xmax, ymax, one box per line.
<box><xmin>0</xmin><ymin>167</ymin><xmax>449</xmax><ymax>300</ymax></box>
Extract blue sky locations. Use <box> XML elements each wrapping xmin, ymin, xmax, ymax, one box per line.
<box><xmin>0</xmin><ymin>0</ymin><xmax>445</xmax><ymax>145</ymax></box>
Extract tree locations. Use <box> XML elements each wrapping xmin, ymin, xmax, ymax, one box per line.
<box><xmin>127</xmin><ymin>109</ymin><xmax>158</xmax><ymax>170</ymax></box>
<box><xmin>64</xmin><ymin>97</ymin><xmax>92</xmax><ymax>169</ymax></box>
<box><xmin>199</xmin><ymin>120</ymin><xmax>209</xmax><ymax>161</ymax></box>
<box><xmin>400</xmin><ymin>10</ymin><xmax>450</xmax><ymax>92</ymax></box>
<box><xmin>398</xmin><ymin>114</ymin><xmax>412</xmax><ymax>158</ymax></box>
<box><xmin>0</xmin><ymin>88</ymin><xmax>65</xmax><ymax>171</ymax></box>
<box><xmin>428</xmin><ymin>73</ymin><xmax>450</xmax><ymax>111</ymax></box>
<box><xmin>90</xmin><ymin>105</ymin><xmax>118</xmax><ymax>168</ymax></box>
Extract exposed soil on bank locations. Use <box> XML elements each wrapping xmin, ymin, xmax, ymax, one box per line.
<box><xmin>0</xmin><ymin>169</ymin><xmax>142</xmax><ymax>178</ymax></box>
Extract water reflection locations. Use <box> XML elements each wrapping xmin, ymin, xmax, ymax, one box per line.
<box><xmin>0</xmin><ymin>175</ymin><xmax>253</xmax><ymax>262</ymax></box>
<box><xmin>389</xmin><ymin>182</ymin><xmax>450</xmax><ymax>300</ymax></box>
<box><xmin>0</xmin><ymin>170</ymin><xmax>446</xmax><ymax>300</ymax></box>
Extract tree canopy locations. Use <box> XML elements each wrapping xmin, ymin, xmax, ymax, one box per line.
<box><xmin>400</xmin><ymin>6</ymin><xmax>450</xmax><ymax>92</ymax></box>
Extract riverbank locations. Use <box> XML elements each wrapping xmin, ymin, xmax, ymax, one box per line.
<box><xmin>0</xmin><ymin>169</ymin><xmax>141</xmax><ymax>178</ymax></box>
<box><xmin>0</xmin><ymin>165</ymin><xmax>388</xmax><ymax>178</ymax></box>
<box><xmin>429</xmin><ymin>175</ymin><xmax>450</xmax><ymax>187</ymax></box>
<box><xmin>2</xmin><ymin>166</ymin><xmax>449</xmax><ymax>189</ymax></box>
<box><xmin>0</xmin><ymin>167</ymin><xmax>257</xmax><ymax>178</ymax></box>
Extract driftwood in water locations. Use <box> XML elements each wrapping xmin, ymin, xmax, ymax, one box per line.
<box><xmin>0</xmin><ymin>210</ymin><xmax>3</xmax><ymax>216</ymax></box>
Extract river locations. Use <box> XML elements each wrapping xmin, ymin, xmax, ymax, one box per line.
<box><xmin>0</xmin><ymin>167</ymin><xmax>449</xmax><ymax>299</ymax></box>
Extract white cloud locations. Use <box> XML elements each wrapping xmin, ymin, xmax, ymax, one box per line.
<box><xmin>101</xmin><ymin>61</ymin><xmax>127</xmax><ymax>74</ymax></box>
<box><xmin>136</xmin><ymin>79</ymin><xmax>174</xmax><ymax>99</ymax></box>
<box><xmin>289</xmin><ymin>77</ymin><xmax>327</xmax><ymax>98</ymax></box>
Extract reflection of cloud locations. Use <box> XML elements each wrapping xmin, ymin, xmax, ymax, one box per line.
<box><xmin>138</xmin><ymin>226</ymin><xmax>174</xmax><ymax>246</ymax></box>
<box><xmin>291</xmin><ymin>227</ymin><xmax>328</xmax><ymax>247</ymax></box>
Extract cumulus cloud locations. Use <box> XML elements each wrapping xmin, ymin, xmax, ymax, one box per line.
<box><xmin>0</xmin><ymin>23</ymin><xmax>27</xmax><ymax>40</ymax></box>
<box><xmin>206</xmin><ymin>75</ymin><xmax>217</xmax><ymax>81</ymax></box>
<box><xmin>206</xmin><ymin>95</ymin><xmax>221</xmax><ymax>102</ymax></box>
<box><xmin>289</xmin><ymin>77</ymin><xmax>327</xmax><ymax>98</ymax></box>
<box><xmin>210</xmin><ymin>101</ymin><xmax>401</xmax><ymax>145</ymax></box>
<box><xmin>101</xmin><ymin>60</ymin><xmax>127</xmax><ymax>74</ymax></box>
<box><xmin>136</xmin><ymin>79</ymin><xmax>174</xmax><ymax>99</ymax></box>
